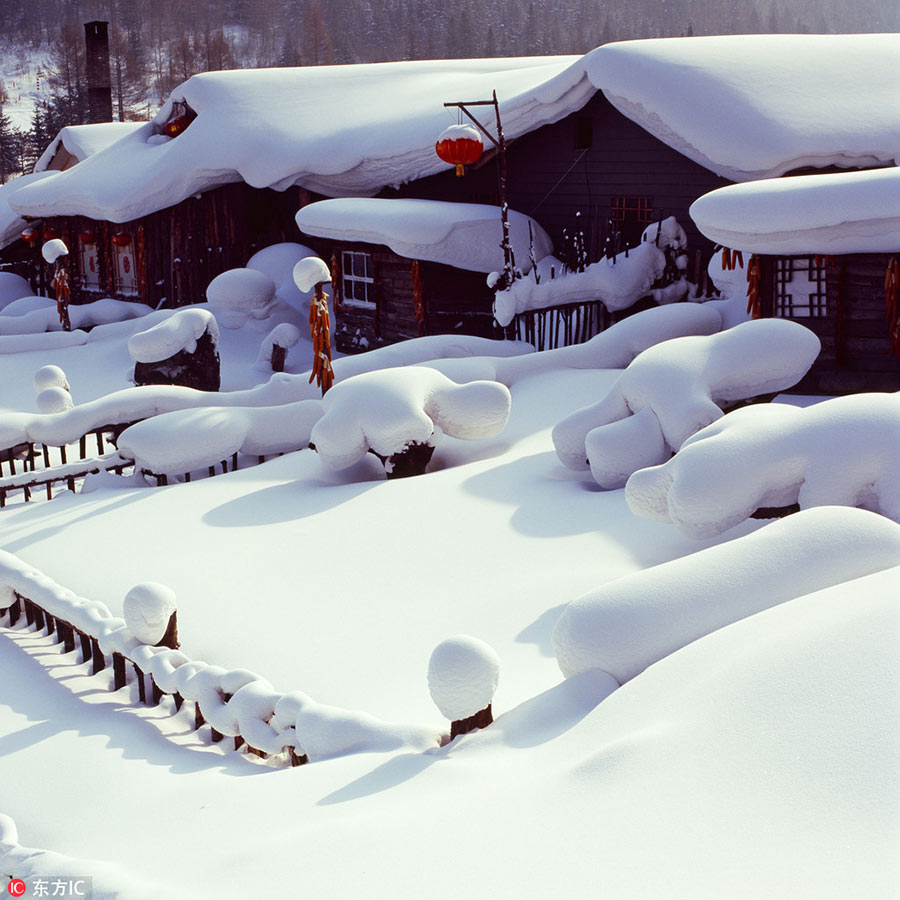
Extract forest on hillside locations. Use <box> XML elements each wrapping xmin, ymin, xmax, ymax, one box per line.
<box><xmin>0</xmin><ymin>0</ymin><xmax>897</xmax><ymax>180</ymax></box>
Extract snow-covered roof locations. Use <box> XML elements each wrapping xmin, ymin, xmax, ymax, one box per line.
<box><xmin>10</xmin><ymin>57</ymin><xmax>590</xmax><ymax>223</ymax></box>
<box><xmin>296</xmin><ymin>198</ymin><xmax>553</xmax><ymax>273</ymax></box>
<box><xmin>690</xmin><ymin>167</ymin><xmax>900</xmax><ymax>255</ymax></box>
<box><xmin>0</xmin><ymin>171</ymin><xmax>57</xmax><ymax>250</ymax></box>
<box><xmin>33</xmin><ymin>122</ymin><xmax>146</xmax><ymax>173</ymax></box>
<box><xmin>582</xmin><ymin>33</ymin><xmax>900</xmax><ymax>182</ymax></box>
<box><xmin>9</xmin><ymin>35</ymin><xmax>899</xmax><ymax>224</ymax></box>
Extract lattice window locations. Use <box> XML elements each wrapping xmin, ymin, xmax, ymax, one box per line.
<box><xmin>608</xmin><ymin>196</ymin><xmax>654</xmax><ymax>251</ymax></box>
<box><xmin>341</xmin><ymin>251</ymin><xmax>375</xmax><ymax>307</ymax></box>
<box><xmin>775</xmin><ymin>257</ymin><xmax>827</xmax><ymax>318</ymax></box>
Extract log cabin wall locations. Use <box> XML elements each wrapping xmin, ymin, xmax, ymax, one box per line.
<box><xmin>761</xmin><ymin>252</ymin><xmax>900</xmax><ymax>394</ymax></box>
<box><xmin>384</xmin><ymin>92</ymin><xmax>732</xmax><ymax>274</ymax></box>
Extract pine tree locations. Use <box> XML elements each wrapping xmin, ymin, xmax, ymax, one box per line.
<box><xmin>0</xmin><ymin>103</ymin><xmax>19</xmax><ymax>184</ymax></box>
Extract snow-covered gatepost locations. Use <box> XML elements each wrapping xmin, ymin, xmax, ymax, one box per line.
<box><xmin>293</xmin><ymin>257</ymin><xmax>334</xmax><ymax>395</ymax></box>
<box><xmin>439</xmin><ymin>91</ymin><xmax>515</xmax><ymax>293</ymax></box>
<box><xmin>42</xmin><ymin>239</ymin><xmax>71</xmax><ymax>332</ymax></box>
<box><xmin>120</xmin><ymin>583</ymin><xmax>180</xmax><ymax>701</ymax></box>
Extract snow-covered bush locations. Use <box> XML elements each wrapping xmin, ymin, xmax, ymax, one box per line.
<box><xmin>625</xmin><ymin>392</ymin><xmax>900</xmax><ymax>537</ymax></box>
<box><xmin>0</xmin><ymin>273</ymin><xmax>31</xmax><ymax>311</ymax></box>
<box><xmin>123</xmin><ymin>582</ymin><xmax>177</xmax><ymax>645</ymax></box>
<box><xmin>35</xmin><ymin>386</ymin><xmax>73</xmax><ymax>414</ymax></box>
<box><xmin>552</xmin><ymin>319</ymin><xmax>821</xmax><ymax>488</ymax></box>
<box><xmin>206</xmin><ymin>268</ymin><xmax>277</xmax><ymax>329</ymax></box>
<box><xmin>257</xmin><ymin>322</ymin><xmax>302</xmax><ymax>371</ymax></box>
<box><xmin>310</xmin><ymin>367</ymin><xmax>511</xmax><ymax>476</ymax></box>
<box><xmin>428</xmin><ymin>635</ymin><xmax>500</xmax><ymax>735</ymax></box>
<box><xmin>552</xmin><ymin>506</ymin><xmax>900</xmax><ymax>683</ymax></box>
<box><xmin>246</xmin><ymin>242</ymin><xmax>318</xmax><ymax>312</ymax></box>
<box><xmin>33</xmin><ymin>364</ymin><xmax>69</xmax><ymax>394</ymax></box>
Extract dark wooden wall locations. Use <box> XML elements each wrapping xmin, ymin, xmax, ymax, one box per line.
<box><xmin>384</xmin><ymin>91</ymin><xmax>732</xmax><ymax>271</ymax></box>
<box><xmin>761</xmin><ymin>253</ymin><xmax>900</xmax><ymax>394</ymax></box>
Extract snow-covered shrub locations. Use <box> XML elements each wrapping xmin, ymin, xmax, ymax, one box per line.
<box><xmin>257</xmin><ymin>322</ymin><xmax>302</xmax><ymax>371</ymax></box>
<box><xmin>129</xmin><ymin>308</ymin><xmax>220</xmax><ymax>392</ymax></box>
<box><xmin>625</xmin><ymin>393</ymin><xmax>900</xmax><ymax>537</ymax></box>
<box><xmin>428</xmin><ymin>635</ymin><xmax>500</xmax><ymax>736</ymax></box>
<box><xmin>292</xmin><ymin>256</ymin><xmax>331</xmax><ymax>293</ymax></box>
<box><xmin>35</xmin><ymin>386</ymin><xmax>73</xmax><ymax>414</ymax></box>
<box><xmin>33</xmin><ymin>364</ymin><xmax>69</xmax><ymax>394</ymax></box>
<box><xmin>552</xmin><ymin>319</ymin><xmax>821</xmax><ymax>488</ymax></box>
<box><xmin>0</xmin><ymin>273</ymin><xmax>31</xmax><ymax>312</ymax></box>
<box><xmin>123</xmin><ymin>582</ymin><xmax>177</xmax><ymax>645</ymax></box>
<box><xmin>41</xmin><ymin>238</ymin><xmax>68</xmax><ymax>264</ymax></box>
<box><xmin>310</xmin><ymin>367</ymin><xmax>511</xmax><ymax>476</ymax></box>
<box><xmin>552</xmin><ymin>506</ymin><xmax>900</xmax><ymax>683</ymax></box>
<box><xmin>246</xmin><ymin>242</ymin><xmax>318</xmax><ymax>312</ymax></box>
<box><xmin>206</xmin><ymin>268</ymin><xmax>277</xmax><ymax>329</ymax></box>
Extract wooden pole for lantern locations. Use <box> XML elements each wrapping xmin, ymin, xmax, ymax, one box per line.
<box><xmin>443</xmin><ymin>93</ymin><xmax>514</xmax><ymax>291</ymax></box>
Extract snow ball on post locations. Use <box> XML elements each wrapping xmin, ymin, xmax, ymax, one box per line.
<box><xmin>36</xmin><ymin>386</ymin><xmax>74</xmax><ymax>414</ymax></box>
<box><xmin>428</xmin><ymin>635</ymin><xmax>500</xmax><ymax>741</ymax></box>
<box><xmin>123</xmin><ymin>582</ymin><xmax>180</xmax><ymax>648</ymax></box>
<box><xmin>294</xmin><ymin>257</ymin><xmax>334</xmax><ymax>395</ymax></box>
<box><xmin>33</xmin><ymin>364</ymin><xmax>70</xmax><ymax>394</ymax></box>
<box><xmin>42</xmin><ymin>239</ymin><xmax>71</xmax><ymax>332</ymax></box>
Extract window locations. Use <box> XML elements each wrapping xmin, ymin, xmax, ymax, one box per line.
<box><xmin>775</xmin><ymin>257</ymin><xmax>827</xmax><ymax>318</ymax></box>
<box><xmin>341</xmin><ymin>251</ymin><xmax>375</xmax><ymax>307</ymax></box>
<box><xmin>608</xmin><ymin>196</ymin><xmax>654</xmax><ymax>251</ymax></box>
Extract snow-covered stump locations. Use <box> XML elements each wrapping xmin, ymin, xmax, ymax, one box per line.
<box><xmin>129</xmin><ymin>309</ymin><xmax>221</xmax><ymax>392</ymax></box>
<box><xmin>257</xmin><ymin>323</ymin><xmax>301</xmax><ymax>373</ymax></box>
<box><xmin>428</xmin><ymin>636</ymin><xmax>500</xmax><ymax>741</ymax></box>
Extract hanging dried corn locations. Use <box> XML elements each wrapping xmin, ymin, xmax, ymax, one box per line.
<box><xmin>330</xmin><ymin>251</ymin><xmax>342</xmax><ymax>309</ymax></box>
<box><xmin>411</xmin><ymin>259</ymin><xmax>425</xmax><ymax>336</ymax></box>
<box><xmin>52</xmin><ymin>261</ymin><xmax>71</xmax><ymax>331</ymax></box>
<box><xmin>721</xmin><ymin>247</ymin><xmax>732</xmax><ymax>270</ymax></box>
<box><xmin>308</xmin><ymin>283</ymin><xmax>334</xmax><ymax>394</ymax></box>
<box><xmin>746</xmin><ymin>254</ymin><xmax>761</xmax><ymax>319</ymax></box>
<box><xmin>885</xmin><ymin>256</ymin><xmax>900</xmax><ymax>356</ymax></box>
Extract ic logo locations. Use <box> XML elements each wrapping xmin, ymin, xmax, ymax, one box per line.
<box><xmin>7</xmin><ymin>879</ymin><xmax>26</xmax><ymax>897</ymax></box>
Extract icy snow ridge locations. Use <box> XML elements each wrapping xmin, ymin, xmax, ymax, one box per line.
<box><xmin>552</xmin><ymin>506</ymin><xmax>900</xmax><ymax>683</ymax></box>
<box><xmin>552</xmin><ymin>319</ymin><xmax>821</xmax><ymax>488</ymax></box>
<box><xmin>626</xmin><ymin>392</ymin><xmax>900</xmax><ymax>537</ymax></box>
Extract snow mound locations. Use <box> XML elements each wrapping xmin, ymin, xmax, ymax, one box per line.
<box><xmin>297</xmin><ymin>198</ymin><xmax>552</xmax><ymax>274</ymax></box>
<box><xmin>257</xmin><ymin>323</ymin><xmax>302</xmax><ymax>365</ymax></box>
<box><xmin>41</xmin><ymin>238</ymin><xmax>68</xmax><ymax>263</ymax></box>
<box><xmin>35</xmin><ymin>386</ymin><xmax>73</xmax><ymax>414</ymax></box>
<box><xmin>310</xmin><ymin>367</ymin><xmax>511</xmax><ymax>471</ymax></box>
<box><xmin>127</xmin><ymin>308</ymin><xmax>218</xmax><ymax>363</ymax></box>
<box><xmin>552</xmin><ymin>506</ymin><xmax>900</xmax><ymax>683</ymax></box>
<box><xmin>0</xmin><ymin>272</ymin><xmax>31</xmax><ymax>311</ymax></box>
<box><xmin>206</xmin><ymin>268</ymin><xmax>276</xmax><ymax>329</ymax></box>
<box><xmin>552</xmin><ymin>319</ymin><xmax>820</xmax><ymax>488</ymax></box>
<box><xmin>0</xmin><ymin>297</ymin><xmax>152</xmax><ymax>336</ymax></box>
<box><xmin>427</xmin><ymin>635</ymin><xmax>501</xmax><ymax>721</ymax></box>
<box><xmin>690</xmin><ymin>167</ymin><xmax>900</xmax><ymax>255</ymax></box>
<box><xmin>33</xmin><ymin>364</ymin><xmax>69</xmax><ymax>393</ymax></box>
<box><xmin>246</xmin><ymin>242</ymin><xmax>318</xmax><ymax>311</ymax></box>
<box><xmin>123</xmin><ymin>582</ymin><xmax>177</xmax><ymax>645</ymax></box>
<box><xmin>626</xmin><ymin>392</ymin><xmax>900</xmax><ymax>537</ymax></box>
<box><xmin>292</xmin><ymin>256</ymin><xmax>331</xmax><ymax>293</ymax></box>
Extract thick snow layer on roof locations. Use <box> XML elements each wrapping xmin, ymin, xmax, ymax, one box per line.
<box><xmin>583</xmin><ymin>34</ymin><xmax>900</xmax><ymax>181</ymax></box>
<box><xmin>297</xmin><ymin>198</ymin><xmax>553</xmax><ymax>273</ymax></box>
<box><xmin>33</xmin><ymin>122</ymin><xmax>145</xmax><ymax>173</ymax></box>
<box><xmin>0</xmin><ymin>171</ymin><xmax>56</xmax><ymax>250</ymax></box>
<box><xmin>690</xmin><ymin>167</ymin><xmax>900</xmax><ymax>254</ymax></box>
<box><xmin>10</xmin><ymin>56</ymin><xmax>589</xmax><ymax>222</ymax></box>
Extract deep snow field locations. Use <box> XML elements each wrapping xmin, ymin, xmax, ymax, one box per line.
<box><xmin>0</xmin><ymin>299</ymin><xmax>898</xmax><ymax>900</ymax></box>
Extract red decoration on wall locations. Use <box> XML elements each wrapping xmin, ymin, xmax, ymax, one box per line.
<box><xmin>80</xmin><ymin>231</ymin><xmax>99</xmax><ymax>244</ymax></box>
<box><xmin>123</xmin><ymin>255</ymin><xmax>131</xmax><ymax>274</ymax></box>
<box><xmin>112</xmin><ymin>232</ymin><xmax>132</xmax><ymax>247</ymax></box>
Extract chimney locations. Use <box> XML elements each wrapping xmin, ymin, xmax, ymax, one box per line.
<box><xmin>84</xmin><ymin>21</ymin><xmax>112</xmax><ymax>123</ymax></box>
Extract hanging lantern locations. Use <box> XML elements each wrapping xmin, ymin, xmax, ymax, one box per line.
<box><xmin>112</xmin><ymin>232</ymin><xmax>133</xmax><ymax>247</ymax></box>
<box><xmin>42</xmin><ymin>227</ymin><xmax>60</xmax><ymax>242</ymax></box>
<box><xmin>435</xmin><ymin>124</ymin><xmax>484</xmax><ymax>177</ymax></box>
<box><xmin>21</xmin><ymin>226</ymin><xmax>40</xmax><ymax>245</ymax></box>
<box><xmin>165</xmin><ymin>111</ymin><xmax>195</xmax><ymax>138</ymax></box>
<box><xmin>79</xmin><ymin>231</ymin><xmax>99</xmax><ymax>245</ymax></box>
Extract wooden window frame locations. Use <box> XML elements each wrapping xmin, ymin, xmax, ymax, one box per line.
<box><xmin>774</xmin><ymin>257</ymin><xmax>827</xmax><ymax>318</ymax></box>
<box><xmin>341</xmin><ymin>250</ymin><xmax>375</xmax><ymax>308</ymax></box>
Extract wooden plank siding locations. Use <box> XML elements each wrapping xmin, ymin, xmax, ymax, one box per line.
<box><xmin>40</xmin><ymin>182</ymin><xmax>314</xmax><ymax>309</ymax></box>
<box><xmin>760</xmin><ymin>253</ymin><xmax>900</xmax><ymax>394</ymax></box>
<box><xmin>383</xmin><ymin>92</ymin><xmax>732</xmax><ymax>269</ymax></box>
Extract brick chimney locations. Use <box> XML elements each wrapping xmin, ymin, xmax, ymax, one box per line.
<box><xmin>84</xmin><ymin>21</ymin><xmax>112</xmax><ymax>123</ymax></box>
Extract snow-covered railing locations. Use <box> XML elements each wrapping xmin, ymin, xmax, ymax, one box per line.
<box><xmin>0</xmin><ymin>451</ymin><xmax>132</xmax><ymax>506</ymax></box>
<box><xmin>512</xmin><ymin>298</ymin><xmax>609</xmax><ymax>351</ymax></box>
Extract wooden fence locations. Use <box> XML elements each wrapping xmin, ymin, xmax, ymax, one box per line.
<box><xmin>513</xmin><ymin>299</ymin><xmax>610</xmax><ymax>351</ymax></box>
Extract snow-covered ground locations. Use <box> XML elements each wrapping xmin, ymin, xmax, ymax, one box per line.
<box><xmin>1</xmin><ymin>284</ymin><xmax>898</xmax><ymax>899</ymax></box>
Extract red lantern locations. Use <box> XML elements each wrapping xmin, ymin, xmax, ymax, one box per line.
<box><xmin>21</xmin><ymin>227</ymin><xmax>40</xmax><ymax>245</ymax></box>
<box><xmin>165</xmin><ymin>112</ymin><xmax>195</xmax><ymax>138</ymax></box>
<box><xmin>112</xmin><ymin>232</ymin><xmax>132</xmax><ymax>247</ymax></box>
<box><xmin>42</xmin><ymin>228</ymin><xmax>60</xmax><ymax>242</ymax></box>
<box><xmin>436</xmin><ymin>124</ymin><xmax>484</xmax><ymax>177</ymax></box>
<box><xmin>80</xmin><ymin>231</ymin><xmax>99</xmax><ymax>245</ymax></box>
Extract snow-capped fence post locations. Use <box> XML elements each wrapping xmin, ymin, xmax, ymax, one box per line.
<box><xmin>43</xmin><ymin>240</ymin><xmax>71</xmax><ymax>332</ymax></box>
<box><xmin>428</xmin><ymin>636</ymin><xmax>500</xmax><ymax>742</ymax></box>
<box><xmin>293</xmin><ymin>257</ymin><xmax>334</xmax><ymax>395</ymax></box>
